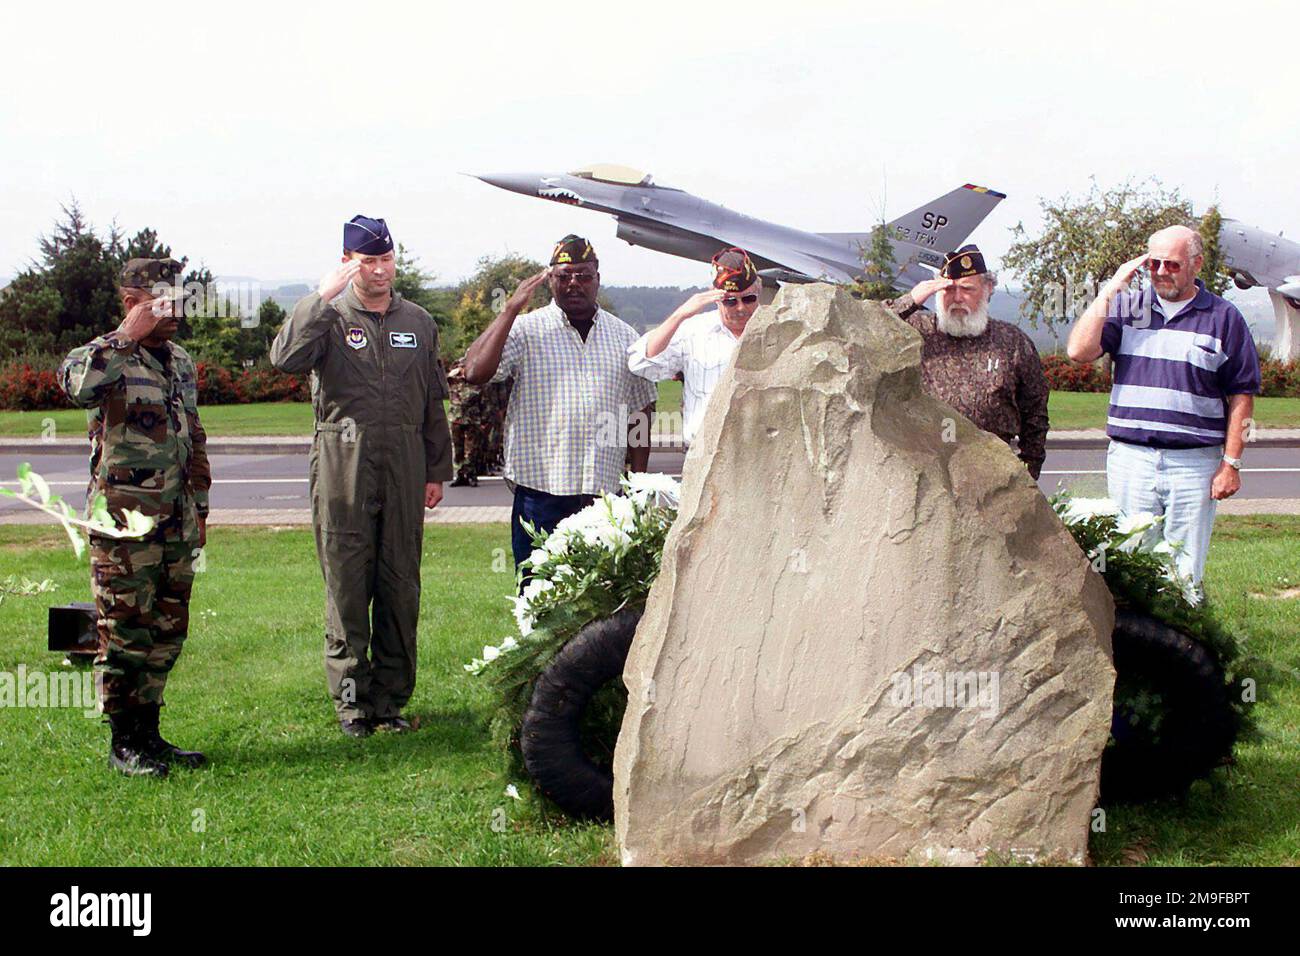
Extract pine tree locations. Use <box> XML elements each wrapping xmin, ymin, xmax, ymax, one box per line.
<box><xmin>853</xmin><ymin>221</ymin><xmax>899</xmax><ymax>300</ymax></box>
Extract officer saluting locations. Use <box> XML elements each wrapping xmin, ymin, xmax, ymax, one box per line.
<box><xmin>271</xmin><ymin>216</ymin><xmax>453</xmax><ymax>737</ymax></box>
<box><xmin>59</xmin><ymin>258</ymin><xmax>211</xmax><ymax>777</ymax></box>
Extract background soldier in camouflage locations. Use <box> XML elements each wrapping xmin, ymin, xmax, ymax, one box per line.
<box><xmin>483</xmin><ymin>378</ymin><xmax>511</xmax><ymax>473</ymax></box>
<box><xmin>59</xmin><ymin>258</ymin><xmax>212</xmax><ymax>778</ymax></box>
<box><xmin>447</xmin><ymin>359</ymin><xmax>492</xmax><ymax>486</ymax></box>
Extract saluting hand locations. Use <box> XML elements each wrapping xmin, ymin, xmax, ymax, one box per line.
<box><xmin>1109</xmin><ymin>253</ymin><xmax>1150</xmax><ymax>289</ymax></box>
<box><xmin>318</xmin><ymin>260</ymin><xmax>362</xmax><ymax>301</ymax></box>
<box><xmin>907</xmin><ymin>276</ymin><xmax>954</xmax><ymax>306</ymax></box>
<box><xmin>504</xmin><ymin>270</ymin><xmax>551</xmax><ymax>315</ymax></box>
<box><xmin>118</xmin><ymin>297</ymin><xmax>171</xmax><ymax>342</ymax></box>
<box><xmin>673</xmin><ymin>289</ymin><xmax>727</xmax><ymax>320</ymax></box>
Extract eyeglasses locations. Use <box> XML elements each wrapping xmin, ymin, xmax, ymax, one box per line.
<box><xmin>553</xmin><ymin>271</ymin><xmax>597</xmax><ymax>286</ymax></box>
<box><xmin>1147</xmin><ymin>258</ymin><xmax>1184</xmax><ymax>274</ymax></box>
<box><xmin>722</xmin><ymin>294</ymin><xmax>759</xmax><ymax>306</ymax></box>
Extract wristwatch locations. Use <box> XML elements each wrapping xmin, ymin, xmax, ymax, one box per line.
<box><xmin>1222</xmin><ymin>455</ymin><xmax>1242</xmax><ymax>470</ymax></box>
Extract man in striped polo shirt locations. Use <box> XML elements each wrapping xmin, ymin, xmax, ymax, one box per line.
<box><xmin>1066</xmin><ymin>225</ymin><xmax>1261</xmax><ymax>585</ymax></box>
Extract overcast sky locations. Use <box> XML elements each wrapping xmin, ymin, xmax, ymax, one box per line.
<box><xmin>3</xmin><ymin>0</ymin><xmax>1296</xmax><ymax>289</ymax></box>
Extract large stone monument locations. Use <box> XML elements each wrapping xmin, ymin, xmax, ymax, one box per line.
<box><xmin>614</xmin><ymin>284</ymin><xmax>1116</xmax><ymax>865</ymax></box>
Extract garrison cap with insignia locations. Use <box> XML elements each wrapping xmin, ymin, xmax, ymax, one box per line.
<box><xmin>550</xmin><ymin>234</ymin><xmax>597</xmax><ymax>266</ymax></box>
<box><xmin>120</xmin><ymin>258</ymin><xmax>186</xmax><ymax>299</ymax></box>
<box><xmin>711</xmin><ymin>247</ymin><xmax>759</xmax><ymax>292</ymax></box>
<box><xmin>343</xmin><ymin>215</ymin><xmax>394</xmax><ymax>255</ymax></box>
<box><xmin>940</xmin><ymin>244</ymin><xmax>987</xmax><ymax>279</ymax></box>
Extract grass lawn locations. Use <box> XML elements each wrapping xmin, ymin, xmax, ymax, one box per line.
<box><xmin>0</xmin><ymin>524</ymin><xmax>614</xmax><ymax>866</ymax></box>
<box><xmin>0</xmin><ymin>516</ymin><xmax>1295</xmax><ymax>866</ymax></box>
<box><xmin>0</xmin><ymin>381</ymin><xmax>686</xmax><ymax>439</ymax></box>
<box><xmin>3</xmin><ymin>388</ymin><xmax>1297</xmax><ymax>439</ymax></box>
<box><xmin>1048</xmin><ymin>392</ymin><xmax>1300</xmax><ymax>431</ymax></box>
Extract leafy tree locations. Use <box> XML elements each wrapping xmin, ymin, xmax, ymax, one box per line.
<box><xmin>119</xmin><ymin>227</ymin><xmax>182</xmax><ymax>268</ymax></box>
<box><xmin>445</xmin><ymin>253</ymin><xmax>550</xmax><ymax>359</ymax></box>
<box><xmin>853</xmin><ymin>221</ymin><xmax>899</xmax><ymax>300</ymax></box>
<box><xmin>393</xmin><ymin>243</ymin><xmax>453</xmax><ymax>332</ymax></box>
<box><xmin>0</xmin><ymin>202</ymin><xmax>207</xmax><ymax>359</ymax></box>
<box><xmin>1196</xmin><ymin>204</ymin><xmax>1231</xmax><ymax>296</ymax></box>
<box><xmin>1003</xmin><ymin>178</ymin><xmax>1227</xmax><ymax>331</ymax></box>
<box><xmin>187</xmin><ymin>294</ymin><xmax>284</xmax><ymax>369</ymax></box>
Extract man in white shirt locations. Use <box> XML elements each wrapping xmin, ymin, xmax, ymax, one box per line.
<box><xmin>463</xmin><ymin>235</ymin><xmax>657</xmax><ymax>572</ymax></box>
<box><xmin>627</xmin><ymin>248</ymin><xmax>762</xmax><ymax>446</ymax></box>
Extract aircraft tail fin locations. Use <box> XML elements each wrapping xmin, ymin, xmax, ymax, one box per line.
<box><xmin>819</xmin><ymin>183</ymin><xmax>1005</xmax><ymax>266</ymax></box>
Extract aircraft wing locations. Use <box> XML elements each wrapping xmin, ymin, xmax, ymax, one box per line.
<box><xmin>705</xmin><ymin>227</ymin><xmax>858</xmax><ymax>284</ymax></box>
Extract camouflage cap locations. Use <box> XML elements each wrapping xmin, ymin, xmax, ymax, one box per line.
<box><xmin>120</xmin><ymin>258</ymin><xmax>186</xmax><ymax>298</ymax></box>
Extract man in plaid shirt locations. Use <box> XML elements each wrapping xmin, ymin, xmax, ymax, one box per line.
<box><xmin>464</xmin><ymin>235</ymin><xmax>657</xmax><ymax>570</ymax></box>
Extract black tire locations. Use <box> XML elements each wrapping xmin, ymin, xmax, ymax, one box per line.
<box><xmin>519</xmin><ymin>608</ymin><xmax>642</xmax><ymax>821</ymax></box>
<box><xmin>1101</xmin><ymin>610</ymin><xmax>1238</xmax><ymax>802</ymax></box>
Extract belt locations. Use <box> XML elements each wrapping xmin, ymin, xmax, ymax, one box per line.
<box><xmin>314</xmin><ymin>422</ymin><xmax>421</xmax><ymax>434</ymax></box>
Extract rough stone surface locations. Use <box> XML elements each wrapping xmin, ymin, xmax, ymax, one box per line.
<box><xmin>614</xmin><ymin>284</ymin><xmax>1116</xmax><ymax>866</ymax></box>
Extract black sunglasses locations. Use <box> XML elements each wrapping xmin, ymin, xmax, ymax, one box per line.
<box><xmin>722</xmin><ymin>294</ymin><xmax>759</xmax><ymax>306</ymax></box>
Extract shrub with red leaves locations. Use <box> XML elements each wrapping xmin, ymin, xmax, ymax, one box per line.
<box><xmin>0</xmin><ymin>362</ymin><xmax>74</xmax><ymax>411</ymax></box>
<box><xmin>1041</xmin><ymin>353</ymin><xmax>1111</xmax><ymax>393</ymax></box>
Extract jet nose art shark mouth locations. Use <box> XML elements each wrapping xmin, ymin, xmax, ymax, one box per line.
<box><xmin>539</xmin><ymin>186</ymin><xmax>583</xmax><ymax>205</ymax></box>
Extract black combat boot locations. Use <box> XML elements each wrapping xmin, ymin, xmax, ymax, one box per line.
<box><xmin>340</xmin><ymin>716</ymin><xmax>373</xmax><ymax>738</ymax></box>
<box><xmin>372</xmin><ymin>715</ymin><xmax>414</xmax><ymax>733</ymax></box>
<box><xmin>108</xmin><ymin>711</ymin><xmax>169</xmax><ymax>778</ymax></box>
<box><xmin>138</xmin><ymin>703</ymin><xmax>207</xmax><ymax>769</ymax></box>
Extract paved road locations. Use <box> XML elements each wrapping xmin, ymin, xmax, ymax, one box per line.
<box><xmin>2</xmin><ymin>447</ymin><xmax>1297</xmax><ymax>518</ymax></box>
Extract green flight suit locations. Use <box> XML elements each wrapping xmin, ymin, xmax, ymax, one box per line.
<box><xmin>270</xmin><ymin>287</ymin><xmax>452</xmax><ymax>721</ymax></box>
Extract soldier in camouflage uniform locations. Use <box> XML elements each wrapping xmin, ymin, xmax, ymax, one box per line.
<box><xmin>447</xmin><ymin>359</ymin><xmax>491</xmax><ymax>486</ymax></box>
<box><xmin>59</xmin><ymin>258</ymin><xmax>212</xmax><ymax>778</ymax></box>
<box><xmin>483</xmin><ymin>378</ymin><xmax>511</xmax><ymax>474</ymax></box>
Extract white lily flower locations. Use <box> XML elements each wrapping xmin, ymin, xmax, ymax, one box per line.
<box><xmin>623</xmin><ymin>471</ymin><xmax>682</xmax><ymax>507</ymax></box>
<box><xmin>1061</xmin><ymin>497</ymin><xmax>1121</xmax><ymax>525</ymax></box>
<box><xmin>1113</xmin><ymin>511</ymin><xmax>1160</xmax><ymax>553</ymax></box>
<box><xmin>522</xmin><ymin>577</ymin><xmax>554</xmax><ymax>602</ymax></box>
<box><xmin>505</xmin><ymin>784</ymin><xmax>521</xmax><ymax>800</ymax></box>
<box><xmin>511</xmin><ymin>594</ymin><xmax>534</xmax><ymax>637</ymax></box>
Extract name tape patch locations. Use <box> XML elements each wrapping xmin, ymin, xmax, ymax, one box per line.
<box><xmin>389</xmin><ymin>331</ymin><xmax>418</xmax><ymax>349</ymax></box>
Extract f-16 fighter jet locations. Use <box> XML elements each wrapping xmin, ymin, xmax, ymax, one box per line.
<box><xmin>474</xmin><ymin>164</ymin><xmax>1004</xmax><ymax>289</ymax></box>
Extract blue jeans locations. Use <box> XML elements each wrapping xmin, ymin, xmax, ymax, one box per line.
<box><xmin>510</xmin><ymin>485</ymin><xmax>595</xmax><ymax>575</ymax></box>
<box><xmin>1106</xmin><ymin>440</ymin><xmax>1222</xmax><ymax>585</ymax></box>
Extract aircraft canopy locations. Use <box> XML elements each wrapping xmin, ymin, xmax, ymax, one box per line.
<box><xmin>569</xmin><ymin>164</ymin><xmax>654</xmax><ymax>186</ymax></box>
